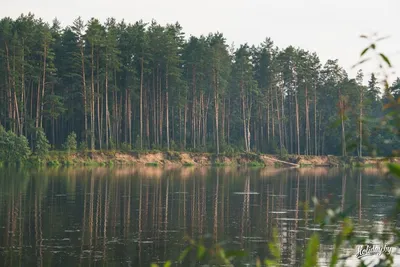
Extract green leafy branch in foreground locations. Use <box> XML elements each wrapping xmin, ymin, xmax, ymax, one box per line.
<box><xmin>151</xmin><ymin>231</ymin><xmax>280</xmax><ymax>267</ymax></box>
<box><xmin>151</xmin><ymin>35</ymin><xmax>400</xmax><ymax>267</ymax></box>
<box><xmin>305</xmin><ymin>34</ymin><xmax>400</xmax><ymax>267</ymax></box>
<box><xmin>311</xmin><ymin>35</ymin><xmax>400</xmax><ymax>267</ymax></box>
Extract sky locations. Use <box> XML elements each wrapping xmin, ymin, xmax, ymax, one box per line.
<box><xmin>2</xmin><ymin>0</ymin><xmax>399</xmax><ymax>85</ymax></box>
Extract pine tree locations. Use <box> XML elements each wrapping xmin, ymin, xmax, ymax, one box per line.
<box><xmin>35</xmin><ymin>128</ymin><xmax>50</xmax><ymax>158</ymax></box>
<box><xmin>64</xmin><ymin>131</ymin><xmax>77</xmax><ymax>153</ymax></box>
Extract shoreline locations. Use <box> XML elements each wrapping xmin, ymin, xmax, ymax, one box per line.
<box><xmin>27</xmin><ymin>150</ymin><xmax>400</xmax><ymax>168</ymax></box>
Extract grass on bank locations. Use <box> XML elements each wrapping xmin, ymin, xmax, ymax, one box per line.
<box><xmin>0</xmin><ymin>148</ymin><xmax>393</xmax><ymax>168</ymax></box>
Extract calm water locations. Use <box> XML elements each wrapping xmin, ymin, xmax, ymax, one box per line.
<box><xmin>0</xmin><ymin>167</ymin><xmax>396</xmax><ymax>267</ymax></box>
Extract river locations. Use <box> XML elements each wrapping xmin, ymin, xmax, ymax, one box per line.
<box><xmin>0</xmin><ymin>166</ymin><xmax>397</xmax><ymax>266</ymax></box>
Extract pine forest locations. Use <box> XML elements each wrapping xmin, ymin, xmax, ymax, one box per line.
<box><xmin>1</xmin><ymin>13</ymin><xmax>399</xmax><ymax>157</ymax></box>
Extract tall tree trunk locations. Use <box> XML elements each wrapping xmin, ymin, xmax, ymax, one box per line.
<box><xmin>295</xmin><ymin>92</ymin><xmax>300</xmax><ymax>155</ymax></box>
<box><xmin>29</xmin><ymin>84</ymin><xmax>34</xmax><ymax>150</ymax></box>
<box><xmin>12</xmin><ymin>42</ymin><xmax>20</xmax><ymax>134</ymax></box>
<box><xmin>271</xmin><ymin>89</ymin><xmax>275</xmax><ymax>145</ymax></box>
<box><xmin>100</xmin><ymin>88</ymin><xmax>104</xmax><ymax>149</ymax></box>
<box><xmin>305</xmin><ymin>86</ymin><xmax>310</xmax><ymax>155</ymax></box>
<box><xmin>258</xmin><ymin>106</ymin><xmax>262</xmax><ymax>151</ymax></box>
<box><xmin>166</xmin><ymin>65</ymin><xmax>170</xmax><ymax>150</ymax></box>
<box><xmin>339</xmin><ymin>91</ymin><xmax>347</xmax><ymax>156</ymax></box>
<box><xmin>36</xmin><ymin>77</ymin><xmax>41</xmax><ymax>129</ymax></box>
<box><xmin>192</xmin><ymin>65</ymin><xmax>196</xmax><ymax>149</ymax></box>
<box><xmin>289</xmin><ymin>92</ymin><xmax>293</xmax><ymax>154</ymax></box>
<box><xmin>105</xmin><ymin>62</ymin><xmax>109</xmax><ymax>149</ymax></box>
<box><xmin>112</xmin><ymin>72</ymin><xmax>116</xmax><ymax>146</ymax></box>
<box><xmin>12</xmin><ymin>46</ymin><xmax>16</xmax><ymax>133</ymax></box>
<box><xmin>20</xmin><ymin>39</ymin><xmax>25</xmax><ymax>135</ymax></box>
<box><xmin>214</xmin><ymin>67</ymin><xmax>220</xmax><ymax>155</ymax></box>
<box><xmin>221</xmin><ymin>96</ymin><xmax>225</xmax><ymax>147</ymax></box>
<box><xmin>267</xmin><ymin>98</ymin><xmax>270</xmax><ymax>152</ymax></box>
<box><xmin>198</xmin><ymin>92</ymin><xmax>202</xmax><ymax>147</ymax></box>
<box><xmin>145</xmin><ymin>85</ymin><xmax>150</xmax><ymax>147</ymax></box>
<box><xmin>159</xmin><ymin>68</ymin><xmax>163</xmax><ymax>147</ymax></box>
<box><xmin>314</xmin><ymin>86</ymin><xmax>317</xmax><ymax>155</ymax></box>
<box><xmin>140</xmin><ymin>57</ymin><xmax>144</xmax><ymax>149</ymax></box>
<box><xmin>117</xmin><ymin>75</ymin><xmax>121</xmax><ymax>147</ymax></box>
<box><xmin>281</xmin><ymin>84</ymin><xmax>285</xmax><ymax>150</ymax></box>
<box><xmin>128</xmin><ymin>87</ymin><xmax>132</xmax><ymax>146</ymax></box>
<box><xmin>184</xmin><ymin>103</ymin><xmax>187</xmax><ymax>149</ymax></box>
<box><xmin>39</xmin><ymin>41</ymin><xmax>47</xmax><ymax>130</ymax></box>
<box><xmin>275</xmin><ymin>86</ymin><xmax>282</xmax><ymax>154</ymax></box>
<box><xmin>205</xmin><ymin>93</ymin><xmax>211</xmax><ymax>147</ymax></box>
<box><xmin>152</xmin><ymin>71</ymin><xmax>157</xmax><ymax>146</ymax></box>
<box><xmin>241</xmin><ymin>80</ymin><xmax>248</xmax><ymax>152</ymax></box>
<box><xmin>338</xmin><ymin>89</ymin><xmax>346</xmax><ymax>156</ymax></box>
<box><xmin>172</xmin><ymin>106</ymin><xmax>175</xmax><ymax>142</ymax></box>
<box><xmin>201</xmin><ymin>92</ymin><xmax>206</xmax><ymax>147</ymax></box>
<box><xmin>341</xmin><ymin>113</ymin><xmax>346</xmax><ymax>157</ymax></box>
<box><xmin>80</xmin><ymin>41</ymin><xmax>87</xmax><ymax>144</ymax></box>
<box><xmin>227</xmin><ymin>96</ymin><xmax>231</xmax><ymax>145</ymax></box>
<box><xmin>124</xmin><ymin>88</ymin><xmax>128</xmax><ymax>143</ymax></box>
<box><xmin>13</xmin><ymin>90</ymin><xmax>20</xmax><ymax>135</ymax></box>
<box><xmin>113</xmin><ymin>87</ymin><xmax>117</xmax><ymax>147</ymax></box>
<box><xmin>246</xmin><ymin>95</ymin><xmax>251</xmax><ymax>152</ymax></box>
<box><xmin>4</xmin><ymin>42</ymin><xmax>13</xmax><ymax>131</ymax></box>
<box><xmin>359</xmin><ymin>88</ymin><xmax>363</xmax><ymax>157</ymax></box>
<box><xmin>51</xmin><ymin>85</ymin><xmax>55</xmax><ymax>145</ymax></box>
<box><xmin>90</xmin><ymin>45</ymin><xmax>95</xmax><ymax>150</ymax></box>
<box><xmin>179</xmin><ymin>107</ymin><xmax>182</xmax><ymax>147</ymax></box>
<box><xmin>318</xmin><ymin>112</ymin><xmax>322</xmax><ymax>155</ymax></box>
<box><xmin>97</xmin><ymin>50</ymin><xmax>102</xmax><ymax>150</ymax></box>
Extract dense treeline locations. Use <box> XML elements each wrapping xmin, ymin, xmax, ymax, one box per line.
<box><xmin>0</xmin><ymin>13</ymin><xmax>399</xmax><ymax>156</ymax></box>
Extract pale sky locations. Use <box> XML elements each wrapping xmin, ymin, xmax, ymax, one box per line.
<box><xmin>2</xmin><ymin>0</ymin><xmax>399</xmax><ymax>85</ymax></box>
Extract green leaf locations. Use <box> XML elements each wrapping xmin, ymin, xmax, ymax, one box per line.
<box><xmin>360</xmin><ymin>47</ymin><xmax>369</xmax><ymax>56</ymax></box>
<box><xmin>380</xmin><ymin>53</ymin><xmax>392</xmax><ymax>67</ymax></box>
<box><xmin>388</xmin><ymin>163</ymin><xmax>400</xmax><ymax>178</ymax></box>
<box><xmin>269</xmin><ymin>228</ymin><xmax>281</xmax><ymax>261</ymax></box>
<box><xmin>216</xmin><ymin>247</ymin><xmax>230</xmax><ymax>264</ymax></box>
<box><xmin>329</xmin><ymin>247</ymin><xmax>339</xmax><ymax>267</ymax></box>
<box><xmin>150</xmin><ymin>264</ymin><xmax>159</xmax><ymax>267</ymax></box>
<box><xmin>163</xmin><ymin>260</ymin><xmax>171</xmax><ymax>267</ymax></box>
<box><xmin>265</xmin><ymin>259</ymin><xmax>279</xmax><ymax>266</ymax></box>
<box><xmin>352</xmin><ymin>58</ymin><xmax>371</xmax><ymax>68</ymax></box>
<box><xmin>342</xmin><ymin>218</ymin><xmax>354</xmax><ymax>236</ymax></box>
<box><xmin>304</xmin><ymin>233</ymin><xmax>320</xmax><ymax>267</ymax></box>
<box><xmin>197</xmin><ymin>245</ymin><xmax>206</xmax><ymax>260</ymax></box>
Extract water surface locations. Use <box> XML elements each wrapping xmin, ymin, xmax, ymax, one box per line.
<box><xmin>0</xmin><ymin>167</ymin><xmax>396</xmax><ymax>266</ymax></box>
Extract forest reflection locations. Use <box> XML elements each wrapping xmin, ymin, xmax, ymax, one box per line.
<box><xmin>0</xmin><ymin>167</ymin><xmax>393</xmax><ymax>267</ymax></box>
